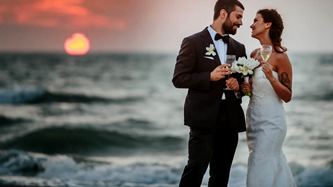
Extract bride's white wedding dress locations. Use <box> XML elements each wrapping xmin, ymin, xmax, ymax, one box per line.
<box><xmin>246</xmin><ymin>67</ymin><xmax>297</xmax><ymax>187</ymax></box>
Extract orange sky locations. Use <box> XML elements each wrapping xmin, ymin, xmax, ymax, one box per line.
<box><xmin>0</xmin><ymin>0</ymin><xmax>332</xmax><ymax>53</ymax></box>
<box><xmin>0</xmin><ymin>0</ymin><xmax>159</xmax><ymax>53</ymax></box>
<box><xmin>0</xmin><ymin>0</ymin><xmax>134</xmax><ymax>29</ymax></box>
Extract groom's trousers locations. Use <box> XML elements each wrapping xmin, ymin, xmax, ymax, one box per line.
<box><xmin>179</xmin><ymin>100</ymin><xmax>239</xmax><ymax>187</ymax></box>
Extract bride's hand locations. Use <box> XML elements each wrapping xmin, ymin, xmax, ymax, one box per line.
<box><xmin>261</xmin><ymin>61</ymin><xmax>274</xmax><ymax>80</ymax></box>
<box><xmin>241</xmin><ymin>81</ymin><xmax>251</xmax><ymax>94</ymax></box>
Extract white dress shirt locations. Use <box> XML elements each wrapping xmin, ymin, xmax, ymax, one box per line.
<box><xmin>207</xmin><ymin>26</ymin><xmax>228</xmax><ymax>100</ymax></box>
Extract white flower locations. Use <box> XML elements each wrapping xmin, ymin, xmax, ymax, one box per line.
<box><xmin>231</xmin><ymin>62</ymin><xmax>243</xmax><ymax>73</ymax></box>
<box><xmin>231</xmin><ymin>57</ymin><xmax>260</xmax><ymax>77</ymax></box>
<box><xmin>241</xmin><ymin>65</ymin><xmax>251</xmax><ymax>76</ymax></box>
<box><xmin>205</xmin><ymin>44</ymin><xmax>216</xmax><ymax>56</ymax></box>
<box><xmin>244</xmin><ymin>57</ymin><xmax>260</xmax><ymax>70</ymax></box>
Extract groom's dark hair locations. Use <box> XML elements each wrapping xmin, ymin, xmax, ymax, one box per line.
<box><xmin>214</xmin><ymin>0</ymin><xmax>244</xmax><ymax>20</ymax></box>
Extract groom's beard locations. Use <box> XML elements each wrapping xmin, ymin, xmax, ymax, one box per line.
<box><xmin>222</xmin><ymin>18</ymin><xmax>240</xmax><ymax>35</ymax></box>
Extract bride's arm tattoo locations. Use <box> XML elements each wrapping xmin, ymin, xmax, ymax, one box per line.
<box><xmin>280</xmin><ymin>72</ymin><xmax>291</xmax><ymax>91</ymax></box>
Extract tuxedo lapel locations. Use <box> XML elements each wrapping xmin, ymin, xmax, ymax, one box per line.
<box><xmin>200</xmin><ymin>28</ymin><xmax>222</xmax><ymax>66</ymax></box>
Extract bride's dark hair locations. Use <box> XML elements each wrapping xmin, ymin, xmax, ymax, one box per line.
<box><xmin>257</xmin><ymin>9</ymin><xmax>287</xmax><ymax>53</ymax></box>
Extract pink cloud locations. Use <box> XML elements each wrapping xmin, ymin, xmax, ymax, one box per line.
<box><xmin>0</xmin><ymin>5</ymin><xmax>8</xmax><ymax>22</ymax></box>
<box><xmin>32</xmin><ymin>0</ymin><xmax>90</xmax><ymax>16</ymax></box>
<box><xmin>0</xmin><ymin>0</ymin><xmax>126</xmax><ymax>29</ymax></box>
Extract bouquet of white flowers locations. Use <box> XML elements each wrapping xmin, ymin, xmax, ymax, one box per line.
<box><xmin>231</xmin><ymin>57</ymin><xmax>260</xmax><ymax>96</ymax></box>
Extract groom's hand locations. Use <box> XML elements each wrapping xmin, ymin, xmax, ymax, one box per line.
<box><xmin>210</xmin><ymin>64</ymin><xmax>232</xmax><ymax>81</ymax></box>
<box><xmin>226</xmin><ymin>77</ymin><xmax>240</xmax><ymax>91</ymax></box>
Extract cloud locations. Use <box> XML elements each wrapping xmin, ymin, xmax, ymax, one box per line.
<box><xmin>0</xmin><ymin>0</ymin><xmax>126</xmax><ymax>29</ymax></box>
<box><xmin>0</xmin><ymin>4</ymin><xmax>10</xmax><ymax>23</ymax></box>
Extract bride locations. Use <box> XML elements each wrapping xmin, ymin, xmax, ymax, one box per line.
<box><xmin>241</xmin><ymin>9</ymin><xmax>297</xmax><ymax>187</ymax></box>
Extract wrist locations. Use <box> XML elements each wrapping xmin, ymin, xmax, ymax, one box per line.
<box><xmin>269</xmin><ymin>77</ymin><xmax>278</xmax><ymax>83</ymax></box>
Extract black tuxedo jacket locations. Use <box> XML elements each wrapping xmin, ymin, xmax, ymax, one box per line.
<box><xmin>172</xmin><ymin>27</ymin><xmax>247</xmax><ymax>132</ymax></box>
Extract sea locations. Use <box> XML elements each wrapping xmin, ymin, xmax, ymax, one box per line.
<box><xmin>0</xmin><ymin>52</ymin><xmax>332</xmax><ymax>187</ymax></box>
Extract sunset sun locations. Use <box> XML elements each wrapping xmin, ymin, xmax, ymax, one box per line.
<box><xmin>64</xmin><ymin>33</ymin><xmax>90</xmax><ymax>55</ymax></box>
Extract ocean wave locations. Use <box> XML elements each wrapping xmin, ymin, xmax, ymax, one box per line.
<box><xmin>0</xmin><ymin>150</ymin><xmax>46</xmax><ymax>176</ymax></box>
<box><xmin>319</xmin><ymin>91</ymin><xmax>333</xmax><ymax>101</ymax></box>
<box><xmin>290</xmin><ymin>161</ymin><xmax>333</xmax><ymax>187</ymax></box>
<box><xmin>0</xmin><ymin>150</ymin><xmax>333</xmax><ymax>187</ymax></box>
<box><xmin>0</xmin><ymin>126</ymin><xmax>185</xmax><ymax>156</ymax></box>
<box><xmin>293</xmin><ymin>90</ymin><xmax>333</xmax><ymax>101</ymax></box>
<box><xmin>109</xmin><ymin>118</ymin><xmax>160</xmax><ymax>130</ymax></box>
<box><xmin>0</xmin><ymin>150</ymin><xmax>183</xmax><ymax>186</ymax></box>
<box><xmin>0</xmin><ymin>116</ymin><xmax>32</xmax><ymax>126</ymax></box>
<box><xmin>0</xmin><ymin>177</ymin><xmax>179</xmax><ymax>187</ymax></box>
<box><xmin>0</xmin><ymin>88</ymin><xmax>44</xmax><ymax>104</ymax></box>
<box><xmin>319</xmin><ymin>54</ymin><xmax>333</xmax><ymax>64</ymax></box>
<box><xmin>0</xmin><ymin>88</ymin><xmax>144</xmax><ymax>104</ymax></box>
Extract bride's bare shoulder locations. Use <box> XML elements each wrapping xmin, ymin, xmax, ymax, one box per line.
<box><xmin>250</xmin><ymin>48</ymin><xmax>260</xmax><ymax>58</ymax></box>
<box><xmin>275</xmin><ymin>52</ymin><xmax>291</xmax><ymax>65</ymax></box>
<box><xmin>275</xmin><ymin>51</ymin><xmax>289</xmax><ymax>59</ymax></box>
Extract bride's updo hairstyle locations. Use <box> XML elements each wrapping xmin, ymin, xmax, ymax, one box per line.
<box><xmin>258</xmin><ymin>9</ymin><xmax>287</xmax><ymax>53</ymax></box>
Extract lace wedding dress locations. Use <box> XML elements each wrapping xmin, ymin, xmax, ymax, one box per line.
<box><xmin>246</xmin><ymin>67</ymin><xmax>297</xmax><ymax>187</ymax></box>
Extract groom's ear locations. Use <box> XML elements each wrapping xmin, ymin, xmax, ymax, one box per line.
<box><xmin>265</xmin><ymin>22</ymin><xmax>272</xmax><ymax>29</ymax></box>
<box><xmin>219</xmin><ymin>9</ymin><xmax>228</xmax><ymax>20</ymax></box>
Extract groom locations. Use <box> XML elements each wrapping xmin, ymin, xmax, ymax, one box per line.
<box><xmin>172</xmin><ymin>0</ymin><xmax>247</xmax><ymax>186</ymax></box>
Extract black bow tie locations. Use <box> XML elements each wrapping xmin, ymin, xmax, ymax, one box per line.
<box><xmin>215</xmin><ymin>33</ymin><xmax>229</xmax><ymax>44</ymax></box>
